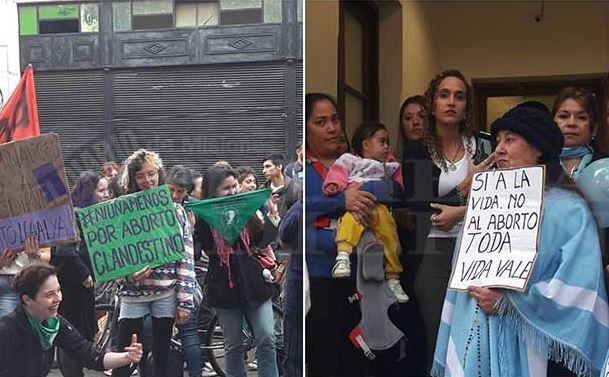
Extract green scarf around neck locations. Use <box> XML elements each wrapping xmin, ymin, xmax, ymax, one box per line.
<box><xmin>25</xmin><ymin>309</ymin><xmax>60</xmax><ymax>351</ymax></box>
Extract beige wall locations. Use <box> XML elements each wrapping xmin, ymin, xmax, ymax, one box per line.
<box><xmin>306</xmin><ymin>1</ymin><xmax>609</xmax><ymax>149</ymax></box>
<box><xmin>305</xmin><ymin>0</ymin><xmax>339</xmax><ymax>97</ymax></box>
<box><xmin>305</xmin><ymin>0</ymin><xmax>404</xmax><ymax>144</ymax></box>
<box><xmin>401</xmin><ymin>1</ymin><xmax>436</xmax><ymax>99</ymax></box>
<box><xmin>401</xmin><ymin>1</ymin><xmax>609</xmax><ymax>97</ymax></box>
<box><xmin>378</xmin><ymin>2</ymin><xmax>403</xmax><ymax>150</ymax></box>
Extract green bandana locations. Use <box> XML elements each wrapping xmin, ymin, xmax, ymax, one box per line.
<box><xmin>185</xmin><ymin>188</ymin><xmax>270</xmax><ymax>243</ymax></box>
<box><xmin>26</xmin><ymin>310</ymin><xmax>60</xmax><ymax>351</ymax></box>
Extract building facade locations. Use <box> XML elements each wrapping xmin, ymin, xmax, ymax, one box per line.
<box><xmin>17</xmin><ymin>0</ymin><xmax>303</xmax><ymax>184</ymax></box>
<box><xmin>0</xmin><ymin>0</ymin><xmax>21</xmax><ymax>107</ymax></box>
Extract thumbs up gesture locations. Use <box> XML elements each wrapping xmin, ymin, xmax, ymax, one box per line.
<box><xmin>124</xmin><ymin>334</ymin><xmax>143</xmax><ymax>363</ymax></box>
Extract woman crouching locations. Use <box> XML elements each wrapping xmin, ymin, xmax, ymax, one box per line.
<box><xmin>0</xmin><ymin>263</ymin><xmax>142</xmax><ymax>376</ymax></box>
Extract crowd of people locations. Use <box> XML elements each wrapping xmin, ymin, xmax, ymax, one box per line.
<box><xmin>3</xmin><ymin>66</ymin><xmax>609</xmax><ymax>377</ymax></box>
<box><xmin>305</xmin><ymin>69</ymin><xmax>609</xmax><ymax>377</ymax></box>
<box><xmin>0</xmin><ymin>146</ymin><xmax>303</xmax><ymax>377</ymax></box>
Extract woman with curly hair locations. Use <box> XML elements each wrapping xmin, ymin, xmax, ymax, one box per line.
<box><xmin>112</xmin><ymin>149</ymin><xmax>196</xmax><ymax>377</ymax></box>
<box><xmin>401</xmin><ymin>69</ymin><xmax>495</xmax><ymax>371</ymax></box>
<box><xmin>433</xmin><ymin>104</ymin><xmax>609</xmax><ymax>377</ymax></box>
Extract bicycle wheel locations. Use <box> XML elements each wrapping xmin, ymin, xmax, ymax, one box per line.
<box><xmin>203</xmin><ymin>314</ymin><xmax>230</xmax><ymax>377</ymax></box>
<box><xmin>94</xmin><ymin>304</ymin><xmax>139</xmax><ymax>375</ymax></box>
<box><xmin>94</xmin><ymin>304</ymin><xmax>115</xmax><ymax>352</ymax></box>
<box><xmin>204</xmin><ymin>313</ymin><xmax>257</xmax><ymax>377</ymax></box>
<box><xmin>241</xmin><ymin>304</ymin><xmax>285</xmax><ymax>375</ymax></box>
<box><xmin>203</xmin><ymin>305</ymin><xmax>284</xmax><ymax>377</ymax></box>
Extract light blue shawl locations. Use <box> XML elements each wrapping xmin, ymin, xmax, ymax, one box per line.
<box><xmin>601</xmin><ymin>351</ymin><xmax>609</xmax><ymax>376</ymax></box>
<box><xmin>432</xmin><ymin>188</ymin><xmax>609</xmax><ymax>377</ymax></box>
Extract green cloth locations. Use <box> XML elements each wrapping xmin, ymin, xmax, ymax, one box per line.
<box><xmin>185</xmin><ymin>188</ymin><xmax>270</xmax><ymax>244</ymax></box>
<box><xmin>78</xmin><ymin>185</ymin><xmax>186</xmax><ymax>282</ymax></box>
<box><xmin>25</xmin><ymin>310</ymin><xmax>60</xmax><ymax>351</ymax></box>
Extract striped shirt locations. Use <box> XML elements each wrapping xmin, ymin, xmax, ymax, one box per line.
<box><xmin>119</xmin><ymin>203</ymin><xmax>196</xmax><ymax>312</ymax></box>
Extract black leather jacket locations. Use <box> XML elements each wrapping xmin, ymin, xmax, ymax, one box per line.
<box><xmin>0</xmin><ymin>305</ymin><xmax>105</xmax><ymax>377</ymax></box>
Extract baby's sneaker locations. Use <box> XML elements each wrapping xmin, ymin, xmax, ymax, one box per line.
<box><xmin>262</xmin><ymin>268</ymin><xmax>275</xmax><ymax>282</ymax></box>
<box><xmin>332</xmin><ymin>257</ymin><xmax>351</xmax><ymax>278</ymax></box>
<box><xmin>387</xmin><ymin>278</ymin><xmax>409</xmax><ymax>303</ymax></box>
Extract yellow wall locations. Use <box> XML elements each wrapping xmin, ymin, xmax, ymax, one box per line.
<box><xmin>305</xmin><ymin>0</ymin><xmax>339</xmax><ymax>97</ymax></box>
<box><xmin>401</xmin><ymin>1</ymin><xmax>609</xmax><ymax>97</ymax></box>
<box><xmin>401</xmin><ymin>1</ymin><xmax>436</xmax><ymax>99</ymax></box>
<box><xmin>378</xmin><ymin>2</ymin><xmax>403</xmax><ymax>149</ymax></box>
<box><xmin>306</xmin><ymin>1</ymin><xmax>609</xmax><ymax>150</ymax></box>
<box><xmin>305</xmin><ymin>1</ymin><xmax>404</xmax><ymax>144</ymax></box>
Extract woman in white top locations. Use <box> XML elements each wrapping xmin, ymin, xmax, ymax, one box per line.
<box><xmin>401</xmin><ymin>69</ymin><xmax>494</xmax><ymax>374</ymax></box>
<box><xmin>0</xmin><ymin>236</ymin><xmax>51</xmax><ymax>318</ymax></box>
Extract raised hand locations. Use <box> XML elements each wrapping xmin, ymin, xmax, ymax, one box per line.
<box><xmin>124</xmin><ymin>334</ymin><xmax>143</xmax><ymax>363</ymax></box>
<box><xmin>130</xmin><ymin>267</ymin><xmax>153</xmax><ymax>282</ymax></box>
<box><xmin>0</xmin><ymin>249</ymin><xmax>17</xmax><ymax>269</ymax></box>
<box><xmin>23</xmin><ymin>234</ymin><xmax>40</xmax><ymax>260</ymax></box>
<box><xmin>82</xmin><ymin>275</ymin><xmax>93</xmax><ymax>288</ymax></box>
<box><xmin>459</xmin><ymin>152</ymin><xmax>496</xmax><ymax>194</ymax></box>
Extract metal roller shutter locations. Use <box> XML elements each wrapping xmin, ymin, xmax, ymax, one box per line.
<box><xmin>35</xmin><ymin>70</ymin><xmax>106</xmax><ymax>187</ymax></box>
<box><xmin>113</xmin><ymin>62</ymin><xmax>287</xmax><ymax>178</ymax></box>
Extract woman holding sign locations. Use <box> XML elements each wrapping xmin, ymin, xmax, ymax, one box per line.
<box><xmin>112</xmin><ymin>149</ymin><xmax>196</xmax><ymax>377</ymax></box>
<box><xmin>193</xmin><ymin>165</ymin><xmax>279</xmax><ymax>377</ymax></box>
<box><xmin>51</xmin><ymin>170</ymin><xmax>111</xmax><ymax>377</ymax></box>
<box><xmin>402</xmin><ymin>70</ymin><xmax>494</xmax><ymax>368</ymax></box>
<box><xmin>432</xmin><ymin>104</ymin><xmax>609</xmax><ymax>377</ymax></box>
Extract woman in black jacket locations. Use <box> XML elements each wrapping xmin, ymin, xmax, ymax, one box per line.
<box><xmin>51</xmin><ymin>170</ymin><xmax>111</xmax><ymax>377</ymax></box>
<box><xmin>0</xmin><ymin>263</ymin><xmax>141</xmax><ymax>377</ymax></box>
<box><xmin>401</xmin><ymin>70</ymin><xmax>494</xmax><ymax>371</ymax></box>
<box><xmin>193</xmin><ymin>165</ymin><xmax>278</xmax><ymax>377</ymax></box>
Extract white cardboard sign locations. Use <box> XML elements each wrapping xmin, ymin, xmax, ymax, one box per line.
<box><xmin>448</xmin><ymin>166</ymin><xmax>544</xmax><ymax>292</ymax></box>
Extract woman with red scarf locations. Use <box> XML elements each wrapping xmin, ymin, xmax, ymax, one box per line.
<box><xmin>305</xmin><ymin>93</ymin><xmax>401</xmax><ymax>376</ymax></box>
<box><xmin>193</xmin><ymin>165</ymin><xmax>278</xmax><ymax>377</ymax></box>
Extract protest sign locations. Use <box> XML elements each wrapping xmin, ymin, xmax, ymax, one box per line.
<box><xmin>0</xmin><ymin>133</ymin><xmax>78</xmax><ymax>251</ymax></box>
<box><xmin>448</xmin><ymin>166</ymin><xmax>544</xmax><ymax>292</ymax></box>
<box><xmin>78</xmin><ymin>185</ymin><xmax>185</xmax><ymax>282</ymax></box>
<box><xmin>185</xmin><ymin>188</ymin><xmax>270</xmax><ymax>244</ymax></box>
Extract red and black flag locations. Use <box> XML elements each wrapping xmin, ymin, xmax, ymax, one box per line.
<box><xmin>0</xmin><ymin>65</ymin><xmax>40</xmax><ymax>144</ymax></box>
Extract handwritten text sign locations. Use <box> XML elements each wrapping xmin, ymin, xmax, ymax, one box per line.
<box><xmin>0</xmin><ymin>134</ymin><xmax>78</xmax><ymax>251</ymax></box>
<box><xmin>79</xmin><ymin>185</ymin><xmax>184</xmax><ymax>282</ymax></box>
<box><xmin>448</xmin><ymin>166</ymin><xmax>544</xmax><ymax>292</ymax></box>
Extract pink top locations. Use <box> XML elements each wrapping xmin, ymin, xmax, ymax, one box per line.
<box><xmin>322</xmin><ymin>153</ymin><xmax>403</xmax><ymax>195</ymax></box>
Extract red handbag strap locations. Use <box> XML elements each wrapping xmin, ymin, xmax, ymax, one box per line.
<box><xmin>306</xmin><ymin>150</ymin><xmax>333</xmax><ymax>229</ymax></box>
<box><xmin>305</xmin><ymin>150</ymin><xmax>328</xmax><ymax>180</ymax></box>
